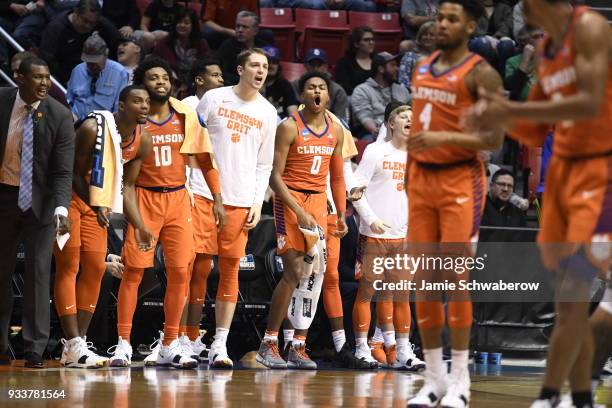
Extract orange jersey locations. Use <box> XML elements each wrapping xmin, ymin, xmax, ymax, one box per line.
<box><xmin>121</xmin><ymin>124</ymin><xmax>143</xmax><ymax>164</ymax></box>
<box><xmin>410</xmin><ymin>51</ymin><xmax>484</xmax><ymax>164</ymax></box>
<box><xmin>535</xmin><ymin>6</ymin><xmax>612</xmax><ymax>158</ymax></box>
<box><xmin>137</xmin><ymin>111</ymin><xmax>187</xmax><ymax>187</ymax></box>
<box><xmin>282</xmin><ymin>111</ymin><xmax>338</xmax><ymax>193</ymax></box>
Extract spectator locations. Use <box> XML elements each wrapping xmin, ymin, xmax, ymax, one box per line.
<box><xmin>260</xmin><ymin>46</ymin><xmax>298</xmax><ymax>119</ymax></box>
<box><xmin>351</xmin><ymin>51</ymin><xmax>411</xmax><ymax>140</ymax></box>
<box><xmin>10</xmin><ymin>51</ymin><xmax>69</xmax><ymax>107</ymax></box>
<box><xmin>218</xmin><ymin>11</ymin><xmax>269</xmax><ymax>85</ymax></box>
<box><xmin>481</xmin><ymin>168</ymin><xmax>527</xmax><ymax>228</ymax></box>
<box><xmin>398</xmin><ymin>21</ymin><xmax>435</xmax><ymax>91</ymax></box>
<box><xmin>152</xmin><ymin>8</ymin><xmax>210</xmax><ymax>98</ymax></box>
<box><xmin>512</xmin><ymin>0</ymin><xmax>525</xmax><ymax>40</ymax></box>
<box><xmin>292</xmin><ymin>48</ymin><xmax>349</xmax><ymax>124</ymax></box>
<box><xmin>0</xmin><ymin>1</ymin><xmax>30</xmax><ymax>65</ymax></box>
<box><xmin>103</xmin><ymin>0</ymin><xmax>155</xmax><ymax>52</ymax></box>
<box><xmin>504</xmin><ymin>26</ymin><xmax>542</xmax><ymax>101</ymax></box>
<box><xmin>11</xmin><ymin>0</ymin><xmax>78</xmax><ymax>50</ymax></box>
<box><xmin>488</xmin><ymin>0</ymin><xmax>517</xmax><ymax>40</ymax></box>
<box><xmin>66</xmin><ymin>33</ymin><xmax>129</xmax><ymax>120</ymax></box>
<box><xmin>116</xmin><ymin>37</ymin><xmax>142</xmax><ymax>83</ymax></box>
<box><xmin>335</xmin><ymin>26</ymin><xmax>375</xmax><ymax>95</ymax></box>
<box><xmin>202</xmin><ymin>0</ymin><xmax>258</xmax><ymax>49</ymax></box>
<box><xmin>181</xmin><ymin>57</ymin><xmax>224</xmax><ymax>108</ymax></box>
<box><xmin>400</xmin><ymin>0</ymin><xmax>438</xmax><ymax>40</ymax></box>
<box><xmin>40</xmin><ymin>0</ymin><xmax>120</xmax><ymax>85</ymax></box>
<box><xmin>140</xmin><ymin>0</ymin><xmax>184</xmax><ymax>45</ymax></box>
<box><xmin>298</xmin><ymin>0</ymin><xmax>376</xmax><ymax>12</ymax></box>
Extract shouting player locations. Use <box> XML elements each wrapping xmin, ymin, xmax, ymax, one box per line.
<box><xmin>195</xmin><ymin>48</ymin><xmax>277</xmax><ymax>368</ymax></box>
<box><xmin>352</xmin><ymin>105</ymin><xmax>425</xmax><ymax>371</ymax></box>
<box><xmin>109</xmin><ymin>57</ymin><xmax>223</xmax><ymax>369</ymax></box>
<box><xmin>257</xmin><ymin>71</ymin><xmax>347</xmax><ymax>369</ymax></box>
<box><xmin>469</xmin><ymin>2</ymin><xmax>612</xmax><ymax>407</ymax></box>
<box><xmin>405</xmin><ymin>1</ymin><xmax>503</xmax><ymax>407</ymax></box>
<box><xmin>54</xmin><ymin>85</ymin><xmax>151</xmax><ymax>368</ymax></box>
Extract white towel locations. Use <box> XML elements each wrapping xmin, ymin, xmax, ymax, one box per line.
<box><xmin>287</xmin><ymin>225</ymin><xmax>327</xmax><ymax>330</ymax></box>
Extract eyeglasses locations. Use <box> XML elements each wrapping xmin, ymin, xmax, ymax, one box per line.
<box><xmin>361</xmin><ymin>37</ymin><xmax>375</xmax><ymax>43</ymax></box>
<box><xmin>494</xmin><ymin>182</ymin><xmax>514</xmax><ymax>189</ymax></box>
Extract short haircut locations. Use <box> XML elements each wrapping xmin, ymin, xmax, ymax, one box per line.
<box><xmin>119</xmin><ymin>84</ymin><xmax>148</xmax><ymax>102</ymax></box>
<box><xmin>190</xmin><ymin>57</ymin><xmax>221</xmax><ymax>80</ymax></box>
<box><xmin>236</xmin><ymin>48</ymin><xmax>267</xmax><ymax>68</ymax></box>
<box><xmin>236</xmin><ymin>10</ymin><xmax>260</xmax><ymax>26</ymax></box>
<box><xmin>75</xmin><ymin>0</ymin><xmax>101</xmax><ymax>15</ymax></box>
<box><xmin>297</xmin><ymin>71</ymin><xmax>331</xmax><ymax>93</ymax></box>
<box><xmin>384</xmin><ymin>101</ymin><xmax>405</xmax><ymax>123</ymax></box>
<box><xmin>387</xmin><ymin>105</ymin><xmax>411</xmax><ymax>123</ymax></box>
<box><xmin>491</xmin><ymin>168</ymin><xmax>514</xmax><ymax>183</ymax></box>
<box><xmin>439</xmin><ymin>0</ymin><xmax>486</xmax><ymax>21</ymax></box>
<box><xmin>346</xmin><ymin>26</ymin><xmax>374</xmax><ymax>57</ymax></box>
<box><xmin>18</xmin><ymin>56</ymin><xmax>48</xmax><ymax>75</ymax></box>
<box><xmin>132</xmin><ymin>56</ymin><xmax>173</xmax><ymax>86</ymax></box>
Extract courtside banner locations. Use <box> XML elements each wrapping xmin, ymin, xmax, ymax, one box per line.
<box><xmin>357</xmin><ymin>241</ymin><xmax>611</xmax><ymax>303</ymax></box>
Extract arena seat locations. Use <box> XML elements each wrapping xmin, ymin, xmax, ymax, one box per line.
<box><xmin>302</xmin><ymin>27</ymin><xmax>349</xmax><ymax>66</ymax></box>
<box><xmin>260</xmin><ymin>8</ymin><xmax>296</xmax><ymax>61</ymax></box>
<box><xmin>294</xmin><ymin>9</ymin><xmax>348</xmax><ymax>34</ymax></box>
<box><xmin>280</xmin><ymin>61</ymin><xmax>307</xmax><ymax>82</ymax></box>
<box><xmin>260</xmin><ymin>7</ymin><xmax>294</xmax><ymax>25</ymax></box>
<box><xmin>348</xmin><ymin>11</ymin><xmax>403</xmax><ymax>53</ymax></box>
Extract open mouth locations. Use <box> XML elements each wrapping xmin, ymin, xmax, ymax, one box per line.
<box><xmin>156</xmin><ymin>87</ymin><xmax>167</xmax><ymax>93</ymax></box>
<box><xmin>254</xmin><ymin>76</ymin><xmax>263</xmax><ymax>82</ymax></box>
<box><xmin>314</xmin><ymin>96</ymin><xmax>321</xmax><ymax>106</ymax></box>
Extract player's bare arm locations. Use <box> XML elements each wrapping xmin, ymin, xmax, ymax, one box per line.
<box><xmin>330</xmin><ymin>122</ymin><xmax>348</xmax><ymax>238</ymax></box>
<box><xmin>409</xmin><ymin>61</ymin><xmax>504</xmax><ymax>152</ymax></box>
<box><xmin>475</xmin><ymin>11</ymin><xmax>610</xmax><ymax>127</ymax></box>
<box><xmin>123</xmin><ymin>130</ymin><xmax>155</xmax><ymax>251</ymax></box>
<box><xmin>73</xmin><ymin>118</ymin><xmax>111</xmax><ymax>228</ymax></box>
<box><xmin>270</xmin><ymin>119</ymin><xmax>316</xmax><ymax>229</ymax></box>
<box><xmin>194</xmin><ymin>152</ymin><xmax>227</xmax><ymax>231</ymax></box>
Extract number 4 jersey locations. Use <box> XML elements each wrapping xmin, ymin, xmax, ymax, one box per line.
<box><xmin>282</xmin><ymin>111</ymin><xmax>338</xmax><ymax>193</ymax></box>
<box><xmin>410</xmin><ymin>51</ymin><xmax>484</xmax><ymax>164</ymax></box>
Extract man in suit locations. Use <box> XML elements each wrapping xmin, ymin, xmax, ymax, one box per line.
<box><xmin>0</xmin><ymin>57</ymin><xmax>74</xmax><ymax>368</ymax></box>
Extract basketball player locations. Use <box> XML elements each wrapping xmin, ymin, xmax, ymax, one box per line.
<box><xmin>54</xmin><ymin>85</ymin><xmax>151</xmax><ymax>368</ymax></box>
<box><xmin>404</xmin><ymin>1</ymin><xmax>503</xmax><ymax>407</ymax></box>
<box><xmin>352</xmin><ymin>105</ymin><xmax>425</xmax><ymax>372</ymax></box>
<box><xmin>195</xmin><ymin>48</ymin><xmax>277</xmax><ymax>368</ymax></box>
<box><xmin>469</xmin><ymin>2</ymin><xmax>612</xmax><ymax>407</ymax></box>
<box><xmin>257</xmin><ymin>71</ymin><xmax>347</xmax><ymax>369</ymax></box>
<box><xmin>109</xmin><ymin>57</ymin><xmax>223</xmax><ymax>369</ymax></box>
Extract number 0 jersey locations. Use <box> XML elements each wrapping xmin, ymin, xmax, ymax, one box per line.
<box><xmin>136</xmin><ymin>110</ymin><xmax>187</xmax><ymax>188</ymax></box>
<box><xmin>282</xmin><ymin>111</ymin><xmax>338</xmax><ymax>193</ymax></box>
<box><xmin>410</xmin><ymin>51</ymin><xmax>484</xmax><ymax>164</ymax></box>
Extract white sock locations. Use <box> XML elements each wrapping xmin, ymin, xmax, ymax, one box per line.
<box><xmin>450</xmin><ymin>349</ymin><xmax>469</xmax><ymax>377</ymax></box>
<box><xmin>423</xmin><ymin>347</ymin><xmax>444</xmax><ymax>377</ymax></box>
<box><xmin>332</xmin><ymin>330</ymin><xmax>346</xmax><ymax>352</ymax></box>
<box><xmin>396</xmin><ymin>337</ymin><xmax>409</xmax><ymax>354</ymax></box>
<box><xmin>371</xmin><ymin>326</ymin><xmax>384</xmax><ymax>343</ymax></box>
<box><xmin>355</xmin><ymin>337</ymin><xmax>368</xmax><ymax>352</ymax></box>
<box><xmin>213</xmin><ymin>327</ymin><xmax>229</xmax><ymax>345</ymax></box>
<box><xmin>263</xmin><ymin>332</ymin><xmax>278</xmax><ymax>342</ymax></box>
<box><xmin>383</xmin><ymin>331</ymin><xmax>396</xmax><ymax>348</ymax></box>
<box><xmin>283</xmin><ymin>329</ymin><xmax>294</xmax><ymax>350</ymax></box>
<box><xmin>292</xmin><ymin>335</ymin><xmax>306</xmax><ymax>348</ymax></box>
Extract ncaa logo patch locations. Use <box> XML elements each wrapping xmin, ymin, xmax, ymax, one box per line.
<box><xmin>277</xmin><ymin>235</ymin><xmax>286</xmax><ymax>249</ymax></box>
<box><xmin>418</xmin><ymin>66</ymin><xmax>428</xmax><ymax>74</ymax></box>
<box><xmin>302</xmin><ymin>129</ymin><xmax>309</xmax><ymax>136</ymax></box>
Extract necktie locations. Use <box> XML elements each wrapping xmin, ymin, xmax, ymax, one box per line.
<box><xmin>18</xmin><ymin>105</ymin><xmax>34</xmax><ymax>212</ymax></box>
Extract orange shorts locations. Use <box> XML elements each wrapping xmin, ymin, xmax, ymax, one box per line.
<box><xmin>58</xmin><ymin>193</ymin><xmax>107</xmax><ymax>252</ymax></box>
<box><xmin>538</xmin><ymin>155</ymin><xmax>612</xmax><ymax>271</ymax></box>
<box><xmin>355</xmin><ymin>234</ymin><xmax>407</xmax><ymax>282</ymax></box>
<box><xmin>407</xmin><ymin>159</ymin><xmax>486</xmax><ymax>245</ymax></box>
<box><xmin>326</xmin><ymin>214</ymin><xmax>340</xmax><ymax>260</ymax></box>
<box><xmin>192</xmin><ymin>194</ymin><xmax>250</xmax><ymax>258</ymax></box>
<box><xmin>274</xmin><ymin>190</ymin><xmax>328</xmax><ymax>255</ymax></box>
<box><xmin>123</xmin><ymin>187</ymin><xmax>193</xmax><ymax>268</ymax></box>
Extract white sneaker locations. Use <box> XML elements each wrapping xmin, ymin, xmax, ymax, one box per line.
<box><xmin>157</xmin><ymin>338</ymin><xmax>198</xmax><ymax>369</ymax></box>
<box><xmin>191</xmin><ymin>335</ymin><xmax>209</xmax><ymax>363</ymax></box>
<box><xmin>144</xmin><ymin>331</ymin><xmax>163</xmax><ymax>367</ymax></box>
<box><xmin>530</xmin><ymin>399</ymin><xmax>558</xmax><ymax>408</ymax></box>
<box><xmin>209</xmin><ymin>341</ymin><xmax>233</xmax><ymax>369</ymax></box>
<box><xmin>394</xmin><ymin>344</ymin><xmax>426</xmax><ymax>372</ymax></box>
<box><xmin>440</xmin><ymin>369</ymin><xmax>470</xmax><ymax>408</ymax></box>
<box><xmin>603</xmin><ymin>357</ymin><xmax>612</xmax><ymax>375</ymax></box>
<box><xmin>355</xmin><ymin>346</ymin><xmax>379</xmax><ymax>367</ymax></box>
<box><xmin>179</xmin><ymin>335</ymin><xmax>199</xmax><ymax>362</ymax></box>
<box><xmin>108</xmin><ymin>337</ymin><xmax>132</xmax><ymax>367</ymax></box>
<box><xmin>60</xmin><ymin>337</ymin><xmax>108</xmax><ymax>369</ymax></box>
<box><xmin>407</xmin><ymin>371</ymin><xmax>448</xmax><ymax>408</ymax></box>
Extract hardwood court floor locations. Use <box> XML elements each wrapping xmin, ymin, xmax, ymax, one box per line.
<box><xmin>0</xmin><ymin>361</ymin><xmax>610</xmax><ymax>407</ymax></box>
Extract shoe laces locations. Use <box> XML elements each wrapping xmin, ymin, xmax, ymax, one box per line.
<box><xmin>178</xmin><ymin>336</ymin><xmax>194</xmax><ymax>356</ymax></box>
<box><xmin>265</xmin><ymin>340</ymin><xmax>282</xmax><ymax>359</ymax></box>
<box><xmin>293</xmin><ymin>344</ymin><xmax>312</xmax><ymax>361</ymax></box>
<box><xmin>107</xmin><ymin>339</ymin><xmax>130</xmax><ymax>356</ymax></box>
<box><xmin>149</xmin><ymin>331</ymin><xmax>163</xmax><ymax>351</ymax></box>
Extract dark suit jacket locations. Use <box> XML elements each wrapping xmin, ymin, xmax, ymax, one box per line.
<box><xmin>0</xmin><ymin>87</ymin><xmax>74</xmax><ymax>224</ymax></box>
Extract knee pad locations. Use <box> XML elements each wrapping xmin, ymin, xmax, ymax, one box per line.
<box><xmin>216</xmin><ymin>257</ymin><xmax>239</xmax><ymax>303</ymax></box>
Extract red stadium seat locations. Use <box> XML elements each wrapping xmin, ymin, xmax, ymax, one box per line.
<box><xmin>295</xmin><ymin>9</ymin><xmax>348</xmax><ymax>34</ymax></box>
<box><xmin>302</xmin><ymin>26</ymin><xmax>349</xmax><ymax>66</ymax></box>
<box><xmin>136</xmin><ymin>0</ymin><xmax>150</xmax><ymax>15</ymax></box>
<box><xmin>183</xmin><ymin>2</ymin><xmax>203</xmax><ymax>18</ymax></box>
<box><xmin>280</xmin><ymin>61</ymin><xmax>307</xmax><ymax>83</ymax></box>
<box><xmin>260</xmin><ymin>8</ymin><xmax>294</xmax><ymax>26</ymax></box>
<box><xmin>348</xmin><ymin>11</ymin><xmax>403</xmax><ymax>53</ymax></box>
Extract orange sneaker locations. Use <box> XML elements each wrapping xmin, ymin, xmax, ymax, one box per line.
<box><xmin>369</xmin><ymin>340</ymin><xmax>387</xmax><ymax>366</ymax></box>
<box><xmin>385</xmin><ymin>344</ymin><xmax>397</xmax><ymax>367</ymax></box>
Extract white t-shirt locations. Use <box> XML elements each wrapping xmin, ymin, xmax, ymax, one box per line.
<box><xmin>182</xmin><ymin>95</ymin><xmax>200</xmax><ymax>109</ymax></box>
<box><xmin>352</xmin><ymin>141</ymin><xmax>408</xmax><ymax>239</ymax></box>
<box><xmin>376</xmin><ymin>123</ymin><xmax>388</xmax><ymax>143</ymax></box>
<box><xmin>195</xmin><ymin>86</ymin><xmax>277</xmax><ymax>207</ymax></box>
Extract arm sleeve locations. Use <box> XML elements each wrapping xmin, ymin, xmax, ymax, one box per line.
<box><xmin>329</xmin><ymin>155</ymin><xmax>346</xmax><ymax>214</ymax></box>
<box><xmin>253</xmin><ymin>113</ymin><xmax>276</xmax><ymax>206</ymax></box>
<box><xmin>343</xmin><ymin>159</ymin><xmax>357</xmax><ymax>192</ymax></box>
<box><xmin>351</xmin><ymin>147</ymin><xmax>379</xmax><ymax>226</ymax></box>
